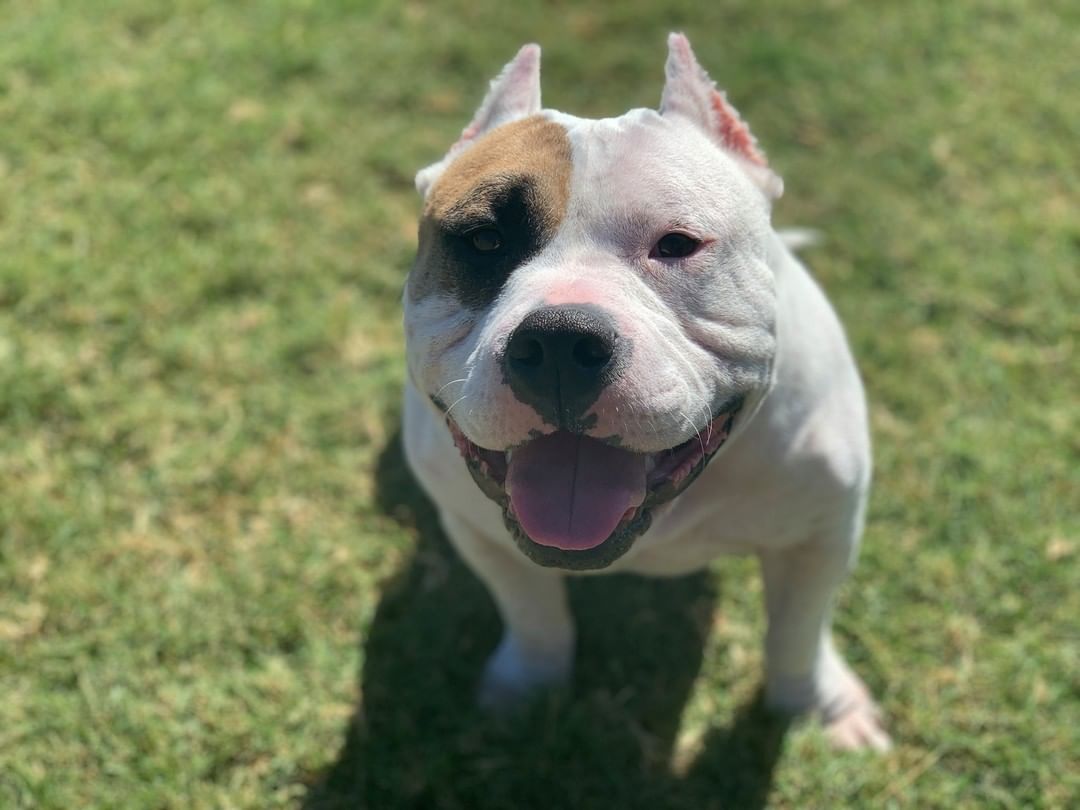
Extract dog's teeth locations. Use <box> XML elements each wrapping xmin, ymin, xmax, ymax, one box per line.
<box><xmin>505</xmin><ymin>449</ymin><xmax>513</xmax><ymax>462</ymax></box>
<box><xmin>644</xmin><ymin>455</ymin><xmax>657</xmax><ymax>475</ymax></box>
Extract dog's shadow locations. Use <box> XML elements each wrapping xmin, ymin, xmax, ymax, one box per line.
<box><xmin>302</xmin><ymin>430</ymin><xmax>790</xmax><ymax>809</ymax></box>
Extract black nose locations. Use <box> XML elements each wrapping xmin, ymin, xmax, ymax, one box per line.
<box><xmin>504</xmin><ymin>305</ymin><xmax>622</xmax><ymax>427</ymax></box>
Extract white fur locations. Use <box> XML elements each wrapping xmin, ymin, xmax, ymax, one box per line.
<box><xmin>402</xmin><ymin>38</ymin><xmax>890</xmax><ymax>751</ymax></box>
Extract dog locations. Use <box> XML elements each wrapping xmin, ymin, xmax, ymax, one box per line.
<box><xmin>402</xmin><ymin>33</ymin><xmax>890</xmax><ymax>751</ymax></box>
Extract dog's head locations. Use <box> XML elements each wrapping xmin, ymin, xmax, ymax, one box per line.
<box><xmin>405</xmin><ymin>34</ymin><xmax>783</xmax><ymax>570</ymax></box>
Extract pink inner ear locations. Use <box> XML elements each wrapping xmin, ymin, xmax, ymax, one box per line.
<box><xmin>454</xmin><ymin>120</ymin><xmax>482</xmax><ymax>149</ymax></box>
<box><xmin>664</xmin><ymin>33</ymin><xmax>770</xmax><ymax>170</ymax></box>
<box><xmin>450</xmin><ymin>44</ymin><xmax>542</xmax><ymax>152</ymax></box>
<box><xmin>710</xmin><ymin>90</ymin><xmax>767</xmax><ymax>167</ymax></box>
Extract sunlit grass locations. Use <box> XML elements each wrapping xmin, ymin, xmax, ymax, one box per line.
<box><xmin>0</xmin><ymin>1</ymin><xmax>1076</xmax><ymax>807</ymax></box>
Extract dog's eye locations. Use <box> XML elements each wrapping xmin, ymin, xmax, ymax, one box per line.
<box><xmin>652</xmin><ymin>233</ymin><xmax>701</xmax><ymax>259</ymax></box>
<box><xmin>468</xmin><ymin>228</ymin><xmax>503</xmax><ymax>254</ymax></box>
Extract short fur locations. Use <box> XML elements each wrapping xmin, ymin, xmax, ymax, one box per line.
<box><xmin>402</xmin><ymin>35</ymin><xmax>891</xmax><ymax>751</ymax></box>
<box><xmin>410</xmin><ymin>116</ymin><xmax>572</xmax><ymax>308</ymax></box>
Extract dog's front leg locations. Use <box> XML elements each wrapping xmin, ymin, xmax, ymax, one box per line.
<box><xmin>759</xmin><ymin>538</ymin><xmax>891</xmax><ymax>751</ymax></box>
<box><xmin>441</xmin><ymin>511</ymin><xmax>575</xmax><ymax>710</ymax></box>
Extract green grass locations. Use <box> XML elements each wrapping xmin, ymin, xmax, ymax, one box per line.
<box><xmin>1</xmin><ymin>0</ymin><xmax>1077</xmax><ymax>807</ymax></box>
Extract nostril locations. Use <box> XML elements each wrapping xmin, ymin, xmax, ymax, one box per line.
<box><xmin>503</xmin><ymin>307</ymin><xmax>621</xmax><ymax>423</ymax></box>
<box><xmin>572</xmin><ymin>335</ymin><xmax>613</xmax><ymax>369</ymax></box>
<box><xmin>509</xmin><ymin>336</ymin><xmax>544</xmax><ymax>368</ymax></box>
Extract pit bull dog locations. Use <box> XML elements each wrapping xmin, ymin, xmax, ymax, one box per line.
<box><xmin>402</xmin><ymin>34</ymin><xmax>890</xmax><ymax>750</ymax></box>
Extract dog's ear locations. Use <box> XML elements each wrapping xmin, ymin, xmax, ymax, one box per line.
<box><xmin>660</xmin><ymin>33</ymin><xmax>783</xmax><ymax>200</ymax></box>
<box><xmin>415</xmin><ymin>44</ymin><xmax>542</xmax><ymax>197</ymax></box>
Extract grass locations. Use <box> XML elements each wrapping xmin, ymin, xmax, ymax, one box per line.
<box><xmin>0</xmin><ymin>0</ymin><xmax>1077</xmax><ymax>807</ymax></box>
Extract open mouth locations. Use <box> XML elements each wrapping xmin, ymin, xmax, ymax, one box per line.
<box><xmin>445</xmin><ymin>396</ymin><xmax>743</xmax><ymax>570</ymax></box>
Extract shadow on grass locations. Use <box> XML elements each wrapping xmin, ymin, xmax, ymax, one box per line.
<box><xmin>303</xmin><ymin>429</ymin><xmax>790</xmax><ymax>809</ymax></box>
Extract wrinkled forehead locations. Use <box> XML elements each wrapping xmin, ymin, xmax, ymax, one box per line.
<box><xmin>550</xmin><ymin>107</ymin><xmax>675</xmax><ymax>165</ymax></box>
<box><xmin>424</xmin><ymin>109</ymin><xmax>756</xmax><ymax>228</ymax></box>
<box><xmin>552</xmin><ymin>108</ymin><xmax>764</xmax><ymax>226</ymax></box>
<box><xmin>411</xmin><ymin>109</ymin><xmax>766</xmax><ymax>308</ymax></box>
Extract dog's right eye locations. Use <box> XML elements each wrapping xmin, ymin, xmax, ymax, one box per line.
<box><xmin>467</xmin><ymin>228</ymin><xmax>503</xmax><ymax>254</ymax></box>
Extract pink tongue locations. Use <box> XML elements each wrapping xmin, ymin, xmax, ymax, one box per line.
<box><xmin>506</xmin><ymin>432</ymin><xmax>646</xmax><ymax>551</ymax></box>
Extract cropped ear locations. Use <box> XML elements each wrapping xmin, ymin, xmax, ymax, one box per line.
<box><xmin>415</xmin><ymin>44</ymin><xmax>542</xmax><ymax>197</ymax></box>
<box><xmin>660</xmin><ymin>33</ymin><xmax>783</xmax><ymax>200</ymax></box>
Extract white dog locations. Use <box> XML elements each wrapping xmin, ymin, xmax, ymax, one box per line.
<box><xmin>402</xmin><ymin>34</ymin><xmax>890</xmax><ymax>751</ymax></box>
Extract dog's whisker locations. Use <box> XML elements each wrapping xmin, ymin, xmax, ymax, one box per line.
<box><xmin>444</xmin><ymin>394</ymin><xmax>470</xmax><ymax>421</ymax></box>
<box><xmin>679</xmin><ymin>410</ymin><xmax>705</xmax><ymax>458</ymax></box>
<box><xmin>697</xmin><ymin>393</ymin><xmax>714</xmax><ymax>446</ymax></box>
<box><xmin>434</xmin><ymin>377</ymin><xmax>468</xmax><ymax>401</ymax></box>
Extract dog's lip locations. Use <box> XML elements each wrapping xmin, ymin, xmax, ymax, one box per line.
<box><xmin>447</xmin><ymin>394</ymin><xmax>744</xmax><ymax>460</ymax></box>
<box><xmin>444</xmin><ymin>395</ymin><xmax>743</xmax><ymax>514</ymax></box>
<box><xmin>442</xmin><ymin>396</ymin><xmax>743</xmax><ymax>568</ymax></box>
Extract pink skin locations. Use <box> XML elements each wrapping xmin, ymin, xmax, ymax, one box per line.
<box><xmin>542</xmin><ymin>278</ymin><xmax>608</xmax><ymax>307</ymax></box>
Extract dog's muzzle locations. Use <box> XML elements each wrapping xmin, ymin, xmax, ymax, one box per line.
<box><xmin>435</xmin><ymin>305</ymin><xmax>747</xmax><ymax>571</ymax></box>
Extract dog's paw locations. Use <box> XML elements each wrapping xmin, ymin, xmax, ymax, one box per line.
<box><xmin>823</xmin><ymin>698</ymin><xmax>892</xmax><ymax>752</ymax></box>
<box><xmin>817</xmin><ymin>667</ymin><xmax>892</xmax><ymax>752</ymax></box>
<box><xmin>477</xmin><ymin>635</ymin><xmax>571</xmax><ymax>712</ymax></box>
<box><xmin>767</xmin><ymin>656</ymin><xmax>892</xmax><ymax>752</ymax></box>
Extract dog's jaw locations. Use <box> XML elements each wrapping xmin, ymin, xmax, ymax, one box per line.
<box><xmin>444</xmin><ymin>397</ymin><xmax>742</xmax><ymax>570</ymax></box>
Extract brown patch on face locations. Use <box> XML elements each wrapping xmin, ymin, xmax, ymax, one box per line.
<box><xmin>425</xmin><ymin>116</ymin><xmax>572</xmax><ymax>221</ymax></box>
<box><xmin>409</xmin><ymin>115</ymin><xmax>573</xmax><ymax>308</ymax></box>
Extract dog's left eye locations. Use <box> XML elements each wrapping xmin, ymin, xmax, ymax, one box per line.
<box><xmin>468</xmin><ymin>228</ymin><xmax>503</xmax><ymax>254</ymax></box>
<box><xmin>652</xmin><ymin>232</ymin><xmax>701</xmax><ymax>259</ymax></box>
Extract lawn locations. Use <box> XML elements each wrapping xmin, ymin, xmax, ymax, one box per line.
<box><xmin>0</xmin><ymin>1</ymin><xmax>1076</xmax><ymax>807</ymax></box>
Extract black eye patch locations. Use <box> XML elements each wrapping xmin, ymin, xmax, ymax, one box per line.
<box><xmin>408</xmin><ymin>116</ymin><xmax>573</xmax><ymax>309</ymax></box>
<box><xmin>434</xmin><ymin>177</ymin><xmax>553</xmax><ymax>308</ymax></box>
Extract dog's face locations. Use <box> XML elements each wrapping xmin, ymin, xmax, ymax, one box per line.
<box><xmin>406</xmin><ymin>35</ymin><xmax>783</xmax><ymax>570</ymax></box>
